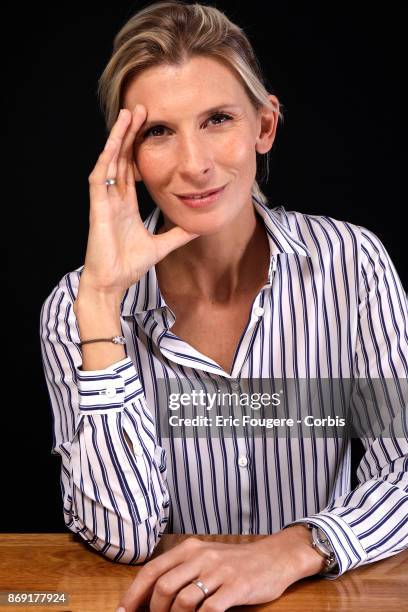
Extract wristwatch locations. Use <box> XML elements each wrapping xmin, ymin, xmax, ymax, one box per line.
<box><xmin>305</xmin><ymin>522</ymin><xmax>338</xmax><ymax>574</ymax></box>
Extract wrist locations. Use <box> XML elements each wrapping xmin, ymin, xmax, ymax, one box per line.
<box><xmin>276</xmin><ymin>524</ymin><xmax>327</xmax><ymax>579</ymax></box>
<box><xmin>74</xmin><ymin>289</ymin><xmax>123</xmax><ymax>342</ymax></box>
<box><xmin>74</xmin><ymin>285</ymin><xmax>123</xmax><ymax>317</ymax></box>
<box><xmin>75</xmin><ymin>271</ymin><xmax>125</xmax><ymax>308</ymax></box>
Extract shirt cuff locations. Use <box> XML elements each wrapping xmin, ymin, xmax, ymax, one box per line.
<box><xmin>285</xmin><ymin>513</ymin><xmax>367</xmax><ymax>579</ymax></box>
<box><xmin>77</xmin><ymin>356</ymin><xmax>143</xmax><ymax>414</ymax></box>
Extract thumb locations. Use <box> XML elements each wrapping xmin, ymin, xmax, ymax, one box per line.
<box><xmin>153</xmin><ymin>226</ymin><xmax>199</xmax><ymax>261</ymax></box>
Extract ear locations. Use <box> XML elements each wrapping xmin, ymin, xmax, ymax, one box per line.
<box><xmin>255</xmin><ymin>94</ymin><xmax>280</xmax><ymax>155</ymax></box>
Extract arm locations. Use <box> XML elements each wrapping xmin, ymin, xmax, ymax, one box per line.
<box><xmin>40</xmin><ymin>268</ymin><xmax>170</xmax><ymax>564</ymax></box>
<box><xmin>284</xmin><ymin>227</ymin><xmax>408</xmax><ymax>579</ymax></box>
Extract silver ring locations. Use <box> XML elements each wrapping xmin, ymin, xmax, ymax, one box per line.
<box><xmin>105</xmin><ymin>178</ymin><xmax>116</xmax><ymax>186</ymax></box>
<box><xmin>191</xmin><ymin>579</ymin><xmax>209</xmax><ymax>598</ymax></box>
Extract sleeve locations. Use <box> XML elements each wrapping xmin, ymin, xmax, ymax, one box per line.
<box><xmin>39</xmin><ymin>268</ymin><xmax>170</xmax><ymax>564</ymax></box>
<box><xmin>285</xmin><ymin>227</ymin><xmax>408</xmax><ymax>579</ymax></box>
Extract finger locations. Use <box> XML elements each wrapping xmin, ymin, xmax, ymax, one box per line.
<box><xmin>148</xmin><ymin>560</ymin><xmax>217</xmax><ymax>612</ymax></box>
<box><xmin>105</xmin><ymin>114</ymin><xmax>132</xmax><ymax>181</ymax></box>
<box><xmin>199</xmin><ymin>584</ymin><xmax>240</xmax><ymax>612</ymax></box>
<box><xmin>126</xmin><ymin>155</ymin><xmax>136</xmax><ymax>188</ymax></box>
<box><xmin>105</xmin><ymin>137</ymin><xmax>123</xmax><ymax>189</ymax></box>
<box><xmin>121</xmin><ymin>163</ymin><xmax>144</xmax><ymax>225</ymax></box>
<box><xmin>88</xmin><ymin>109</ymin><xmax>131</xmax><ymax>203</ymax></box>
<box><xmin>153</xmin><ymin>226</ymin><xmax>200</xmax><ymax>262</ymax></box>
<box><xmin>169</xmin><ymin>576</ymin><xmax>222</xmax><ymax>612</ymax></box>
<box><xmin>117</xmin><ymin>538</ymin><xmax>203</xmax><ymax>612</ymax></box>
<box><xmin>116</xmin><ymin>105</ymin><xmax>147</xmax><ymax>196</ymax></box>
<box><xmin>120</xmin><ymin>104</ymin><xmax>147</xmax><ymax>162</ymax></box>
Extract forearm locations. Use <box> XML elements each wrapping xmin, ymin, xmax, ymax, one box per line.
<box><xmin>42</xmin><ymin>275</ymin><xmax>171</xmax><ymax>565</ymax></box>
<box><xmin>74</xmin><ymin>285</ymin><xmax>125</xmax><ymax>370</ymax></box>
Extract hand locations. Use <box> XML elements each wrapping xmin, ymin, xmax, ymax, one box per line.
<box><xmin>81</xmin><ymin>105</ymin><xmax>199</xmax><ymax>299</ymax></box>
<box><xmin>116</xmin><ymin>527</ymin><xmax>325</xmax><ymax>612</ymax></box>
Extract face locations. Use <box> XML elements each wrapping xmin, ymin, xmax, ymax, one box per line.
<box><xmin>123</xmin><ymin>55</ymin><xmax>278</xmax><ymax>235</ymax></box>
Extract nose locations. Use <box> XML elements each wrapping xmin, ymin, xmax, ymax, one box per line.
<box><xmin>176</xmin><ymin>131</ymin><xmax>214</xmax><ymax>178</ymax></box>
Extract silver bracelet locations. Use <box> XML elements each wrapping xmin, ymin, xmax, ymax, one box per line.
<box><xmin>79</xmin><ymin>335</ymin><xmax>126</xmax><ymax>346</ymax></box>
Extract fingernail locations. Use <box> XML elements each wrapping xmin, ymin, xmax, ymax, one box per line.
<box><xmin>116</xmin><ymin>607</ymin><xmax>126</xmax><ymax>612</ymax></box>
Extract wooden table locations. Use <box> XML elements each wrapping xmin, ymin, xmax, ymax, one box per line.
<box><xmin>0</xmin><ymin>534</ymin><xmax>407</xmax><ymax>611</ymax></box>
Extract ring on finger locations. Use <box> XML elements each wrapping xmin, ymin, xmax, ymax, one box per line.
<box><xmin>105</xmin><ymin>178</ymin><xmax>116</xmax><ymax>186</ymax></box>
<box><xmin>190</xmin><ymin>579</ymin><xmax>210</xmax><ymax>598</ymax></box>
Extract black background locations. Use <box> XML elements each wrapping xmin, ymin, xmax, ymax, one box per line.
<box><xmin>4</xmin><ymin>1</ymin><xmax>406</xmax><ymax>531</ymax></box>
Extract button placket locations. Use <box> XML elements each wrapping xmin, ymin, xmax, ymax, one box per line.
<box><xmin>237</xmin><ymin>443</ymin><xmax>251</xmax><ymax>534</ymax></box>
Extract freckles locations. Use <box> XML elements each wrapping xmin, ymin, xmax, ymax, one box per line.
<box><xmin>219</xmin><ymin>136</ymin><xmax>254</xmax><ymax>165</ymax></box>
<box><xmin>238</xmin><ymin>142</ymin><xmax>253</xmax><ymax>163</ymax></box>
<box><xmin>136</xmin><ymin>148</ymin><xmax>166</xmax><ymax>175</ymax></box>
<box><xmin>137</xmin><ymin>150</ymin><xmax>174</xmax><ymax>188</ymax></box>
<box><xmin>141</xmin><ymin>145</ymin><xmax>173</xmax><ymax>168</ymax></box>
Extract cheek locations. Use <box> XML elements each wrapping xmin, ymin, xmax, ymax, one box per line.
<box><xmin>134</xmin><ymin>146</ymin><xmax>170</xmax><ymax>182</ymax></box>
<box><xmin>135</xmin><ymin>130</ymin><xmax>255</xmax><ymax>176</ymax></box>
<box><xmin>214</xmin><ymin>131</ymin><xmax>255</xmax><ymax>168</ymax></box>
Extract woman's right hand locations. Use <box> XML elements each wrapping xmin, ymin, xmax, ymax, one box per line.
<box><xmin>79</xmin><ymin>104</ymin><xmax>199</xmax><ymax>300</ymax></box>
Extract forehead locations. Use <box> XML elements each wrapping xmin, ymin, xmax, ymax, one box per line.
<box><xmin>123</xmin><ymin>55</ymin><xmax>250</xmax><ymax>111</ymax></box>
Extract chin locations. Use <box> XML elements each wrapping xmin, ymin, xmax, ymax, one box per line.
<box><xmin>176</xmin><ymin>210</ymin><xmax>231</xmax><ymax>236</ymax></box>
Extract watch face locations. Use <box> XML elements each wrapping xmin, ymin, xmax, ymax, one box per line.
<box><xmin>316</xmin><ymin>527</ymin><xmax>328</xmax><ymax>543</ymax></box>
<box><xmin>313</xmin><ymin>527</ymin><xmax>334</xmax><ymax>555</ymax></box>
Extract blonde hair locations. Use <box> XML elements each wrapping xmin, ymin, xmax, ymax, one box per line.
<box><xmin>97</xmin><ymin>1</ymin><xmax>284</xmax><ymax>206</ymax></box>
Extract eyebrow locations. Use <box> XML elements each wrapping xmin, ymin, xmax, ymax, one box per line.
<box><xmin>141</xmin><ymin>104</ymin><xmax>241</xmax><ymax>130</ymax></box>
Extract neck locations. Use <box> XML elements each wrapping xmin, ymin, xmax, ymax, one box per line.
<box><xmin>155</xmin><ymin>203</ymin><xmax>270</xmax><ymax>305</ymax></box>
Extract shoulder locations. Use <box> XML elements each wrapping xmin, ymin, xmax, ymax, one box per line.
<box><xmin>272</xmin><ymin>206</ymin><xmax>406</xmax><ymax>295</ymax></box>
<box><xmin>271</xmin><ymin>204</ymin><xmax>385</xmax><ymax>258</ymax></box>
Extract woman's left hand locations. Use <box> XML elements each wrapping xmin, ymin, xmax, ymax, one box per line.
<box><xmin>116</xmin><ymin>525</ymin><xmax>325</xmax><ymax>611</ymax></box>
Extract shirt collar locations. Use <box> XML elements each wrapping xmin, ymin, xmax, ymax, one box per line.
<box><xmin>120</xmin><ymin>196</ymin><xmax>311</xmax><ymax>317</ymax></box>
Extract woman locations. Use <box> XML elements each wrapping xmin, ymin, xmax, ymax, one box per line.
<box><xmin>40</xmin><ymin>2</ymin><xmax>408</xmax><ymax>611</ymax></box>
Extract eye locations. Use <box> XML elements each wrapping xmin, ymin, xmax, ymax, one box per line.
<box><xmin>142</xmin><ymin>125</ymin><xmax>167</xmax><ymax>139</ymax></box>
<box><xmin>142</xmin><ymin>112</ymin><xmax>233</xmax><ymax>139</ymax></box>
<box><xmin>206</xmin><ymin>112</ymin><xmax>233</xmax><ymax>126</ymax></box>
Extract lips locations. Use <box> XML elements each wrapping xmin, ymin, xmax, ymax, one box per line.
<box><xmin>176</xmin><ymin>185</ymin><xmax>227</xmax><ymax>208</ymax></box>
<box><xmin>177</xmin><ymin>186</ymin><xmax>225</xmax><ymax>198</ymax></box>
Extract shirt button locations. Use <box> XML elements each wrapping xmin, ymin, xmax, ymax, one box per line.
<box><xmin>105</xmin><ymin>386</ymin><xmax>117</xmax><ymax>398</ymax></box>
<box><xmin>254</xmin><ymin>306</ymin><xmax>265</xmax><ymax>317</ymax></box>
<box><xmin>238</xmin><ymin>456</ymin><xmax>248</xmax><ymax>467</ymax></box>
<box><xmin>231</xmin><ymin>381</ymin><xmax>240</xmax><ymax>390</ymax></box>
<box><xmin>242</xmin><ymin>530</ymin><xmax>249</xmax><ymax>535</ymax></box>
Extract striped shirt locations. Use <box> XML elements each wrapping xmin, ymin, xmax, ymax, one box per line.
<box><xmin>39</xmin><ymin>197</ymin><xmax>408</xmax><ymax>579</ymax></box>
